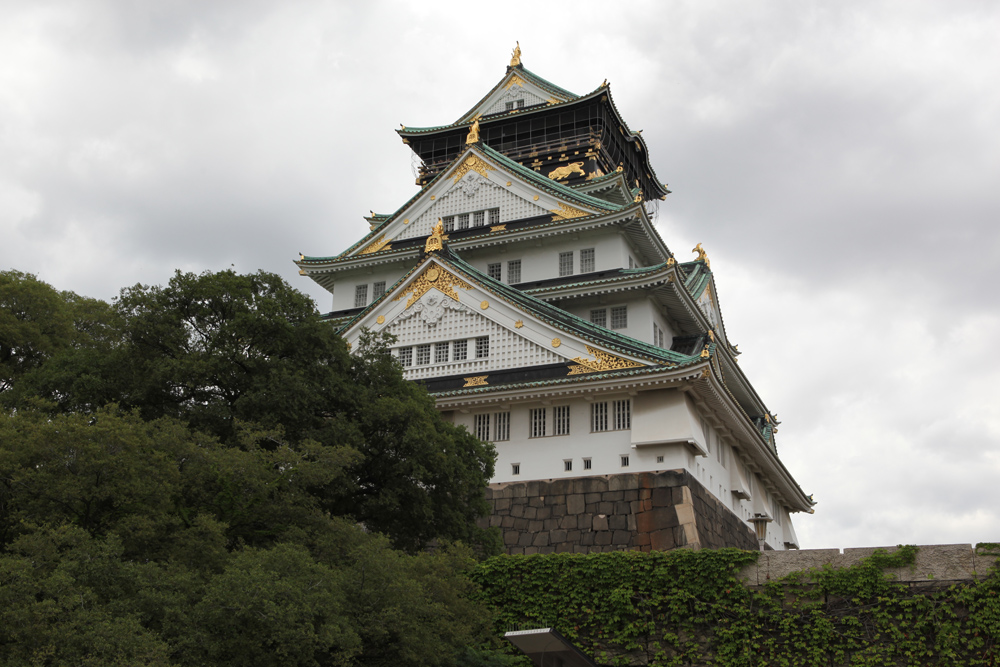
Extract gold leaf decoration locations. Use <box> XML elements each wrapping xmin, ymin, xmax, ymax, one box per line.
<box><xmin>505</xmin><ymin>74</ymin><xmax>525</xmax><ymax>89</ymax></box>
<box><xmin>550</xmin><ymin>203</ymin><xmax>591</xmax><ymax>221</ymax></box>
<box><xmin>376</xmin><ymin>315</ymin><xmax>385</xmax><ymax>324</ymax></box>
<box><xmin>480</xmin><ymin>300</ymin><xmax>489</xmax><ymax>310</ymax></box>
<box><xmin>514</xmin><ymin>320</ymin><xmax>524</xmax><ymax>329</ymax></box>
<box><xmin>552</xmin><ymin>338</ymin><xmax>561</xmax><ymax>348</ymax></box>
<box><xmin>464</xmin><ymin>375</ymin><xmax>489</xmax><ymax>387</ymax></box>
<box><xmin>393</xmin><ymin>264</ymin><xmax>473</xmax><ymax>309</ymax></box>
<box><xmin>359</xmin><ymin>235</ymin><xmax>391</xmax><ymax>255</ymax></box>
<box><xmin>490</xmin><ymin>224</ymin><xmax>506</xmax><ymax>233</ymax></box>
<box><xmin>566</xmin><ymin>345</ymin><xmax>645</xmax><ymax>375</ymax></box>
<box><xmin>452</xmin><ymin>155</ymin><xmax>494</xmax><ymax>183</ymax></box>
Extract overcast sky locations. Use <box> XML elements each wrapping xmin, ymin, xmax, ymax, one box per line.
<box><xmin>3</xmin><ymin>0</ymin><xmax>998</xmax><ymax>551</ymax></box>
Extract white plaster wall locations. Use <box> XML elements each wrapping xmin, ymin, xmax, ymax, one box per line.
<box><xmin>325</xmin><ymin>263</ymin><xmax>409</xmax><ymax>313</ymax></box>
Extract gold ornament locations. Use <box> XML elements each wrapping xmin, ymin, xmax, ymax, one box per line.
<box><xmin>425</xmin><ymin>219</ymin><xmax>445</xmax><ymax>253</ymax></box>
<box><xmin>490</xmin><ymin>224</ymin><xmax>506</xmax><ymax>232</ymax></box>
<box><xmin>465</xmin><ymin>119</ymin><xmax>480</xmax><ymax>144</ymax></box>
<box><xmin>505</xmin><ymin>74</ymin><xmax>526</xmax><ymax>89</ymax></box>
<box><xmin>394</xmin><ymin>263</ymin><xmax>473</xmax><ymax>309</ymax></box>
<box><xmin>550</xmin><ymin>203</ymin><xmax>590</xmax><ymax>221</ymax></box>
<box><xmin>567</xmin><ymin>345</ymin><xmax>645</xmax><ymax>375</ymax></box>
<box><xmin>376</xmin><ymin>315</ymin><xmax>385</xmax><ymax>324</ymax></box>
<box><xmin>359</xmin><ymin>235</ymin><xmax>391</xmax><ymax>255</ymax></box>
<box><xmin>552</xmin><ymin>338</ymin><xmax>561</xmax><ymax>348</ymax></box>
<box><xmin>464</xmin><ymin>375</ymin><xmax>489</xmax><ymax>387</ymax></box>
<box><xmin>514</xmin><ymin>320</ymin><xmax>524</xmax><ymax>329</ymax></box>
<box><xmin>509</xmin><ymin>41</ymin><xmax>521</xmax><ymax>67</ymax></box>
<box><xmin>452</xmin><ymin>155</ymin><xmax>494</xmax><ymax>183</ymax></box>
<box><xmin>480</xmin><ymin>300</ymin><xmax>489</xmax><ymax>310</ymax></box>
<box><xmin>547</xmin><ymin>162</ymin><xmax>585</xmax><ymax>181</ymax></box>
<box><xmin>692</xmin><ymin>243</ymin><xmax>710</xmax><ymax>268</ymax></box>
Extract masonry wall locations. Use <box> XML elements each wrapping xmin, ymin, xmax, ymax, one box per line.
<box><xmin>483</xmin><ymin>469</ymin><xmax>758</xmax><ymax>554</ymax></box>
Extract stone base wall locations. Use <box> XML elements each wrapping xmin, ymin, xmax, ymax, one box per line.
<box><xmin>482</xmin><ymin>469</ymin><xmax>758</xmax><ymax>555</ymax></box>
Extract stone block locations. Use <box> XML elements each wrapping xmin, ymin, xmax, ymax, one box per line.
<box><xmin>567</xmin><ymin>530</ymin><xmax>581</xmax><ymax>543</ymax></box>
<box><xmin>585</xmin><ymin>492</ymin><xmax>602</xmax><ymax>503</ymax></box>
<box><xmin>538</xmin><ymin>547</ymin><xmax>555</xmax><ymax>554</ymax></box>
<box><xmin>566</xmin><ymin>494</ymin><xmax>586</xmax><ymax>514</ymax></box>
<box><xmin>592</xmin><ymin>515</ymin><xmax>609</xmax><ymax>531</ymax></box>
<box><xmin>556</xmin><ymin>542</ymin><xmax>574</xmax><ymax>553</ymax></box>
<box><xmin>614</xmin><ymin>501</ymin><xmax>631</xmax><ymax>515</ymax></box>
<box><xmin>650</xmin><ymin>529</ymin><xmax>675</xmax><ymax>551</ymax></box>
<box><xmin>533</xmin><ymin>532</ymin><xmax>549</xmax><ymax>547</ymax></box>
<box><xmin>612</xmin><ymin>530</ymin><xmax>632</xmax><ymax>545</ymax></box>
<box><xmin>548</xmin><ymin>494</ymin><xmax>565</xmax><ymax>506</ymax></box>
<box><xmin>624</xmin><ymin>490</ymin><xmax>639</xmax><ymax>501</ymax></box>
<box><xmin>536</xmin><ymin>506</ymin><xmax>552</xmax><ymax>520</ymax></box>
<box><xmin>527</xmin><ymin>520</ymin><xmax>544</xmax><ymax>533</ymax></box>
<box><xmin>513</xmin><ymin>518</ymin><xmax>528</xmax><ymax>531</ymax></box>
<box><xmin>608</xmin><ymin>515</ymin><xmax>627</xmax><ymax>531</ymax></box>
<box><xmin>595</xmin><ymin>531</ymin><xmax>613</xmax><ymax>546</ymax></box>
<box><xmin>503</xmin><ymin>531</ymin><xmax>520</xmax><ymax>545</ymax></box>
<box><xmin>598</xmin><ymin>501</ymin><xmax>615</xmax><ymax>515</ymax></box>
<box><xmin>494</xmin><ymin>498</ymin><xmax>510</xmax><ymax>511</ymax></box>
<box><xmin>580</xmin><ymin>531</ymin><xmax>595</xmax><ymax>546</ymax></box>
<box><xmin>651</xmin><ymin>487</ymin><xmax>672</xmax><ymax>507</ymax></box>
<box><xmin>627</xmin><ymin>514</ymin><xmax>637</xmax><ymax>531</ymax></box>
<box><xmin>560</xmin><ymin>515</ymin><xmax>578</xmax><ymax>530</ymax></box>
<box><xmin>501</xmin><ymin>516</ymin><xmax>515</xmax><ymax>528</ymax></box>
<box><xmin>483</xmin><ymin>487</ymin><xmax>495</xmax><ymax>500</ymax></box>
<box><xmin>509</xmin><ymin>547</ymin><xmax>524</xmax><ymax>555</ymax></box>
<box><xmin>542</xmin><ymin>518</ymin><xmax>557</xmax><ymax>530</ymax></box>
<box><xmin>510</xmin><ymin>504</ymin><xmax>524</xmax><ymax>518</ymax></box>
<box><xmin>523</xmin><ymin>506</ymin><xmax>537</xmax><ymax>520</ymax></box>
<box><xmin>551</xmin><ymin>505</ymin><xmax>567</xmax><ymax>518</ymax></box>
<box><xmin>899</xmin><ymin>544</ymin><xmax>976</xmax><ymax>582</ymax></box>
<box><xmin>585</xmin><ymin>503</ymin><xmax>598</xmax><ymax>514</ymax></box>
<box><xmin>524</xmin><ymin>546</ymin><xmax>538</xmax><ymax>555</ymax></box>
<box><xmin>489</xmin><ymin>515</ymin><xmax>503</xmax><ymax>528</ymax></box>
<box><xmin>636</xmin><ymin>507</ymin><xmax>678</xmax><ymax>533</ymax></box>
<box><xmin>578</xmin><ymin>513</ymin><xmax>592</xmax><ymax>530</ymax></box>
<box><xmin>602</xmin><ymin>491</ymin><xmax>624</xmax><ymax>502</ymax></box>
<box><xmin>675</xmin><ymin>504</ymin><xmax>696</xmax><ymax>526</ymax></box>
<box><xmin>518</xmin><ymin>532</ymin><xmax>534</xmax><ymax>547</ymax></box>
<box><xmin>511</xmin><ymin>485</ymin><xmax>527</xmax><ymax>498</ymax></box>
<box><xmin>550</xmin><ymin>529</ymin><xmax>568</xmax><ymax>543</ymax></box>
<box><xmin>574</xmin><ymin>544</ymin><xmax>589</xmax><ymax>553</ymax></box>
<box><xmin>528</xmin><ymin>496</ymin><xmax>544</xmax><ymax>508</ymax></box>
<box><xmin>608</xmin><ymin>474</ymin><xmax>639</xmax><ymax>491</ymax></box>
<box><xmin>580</xmin><ymin>478</ymin><xmax>609</xmax><ymax>493</ymax></box>
<box><xmin>639</xmin><ymin>489</ymin><xmax>652</xmax><ymax>500</ymax></box>
<box><xmin>754</xmin><ymin>549</ymin><xmax>842</xmax><ymax>584</ymax></box>
<box><xmin>526</xmin><ymin>481</ymin><xmax>542</xmax><ymax>497</ymax></box>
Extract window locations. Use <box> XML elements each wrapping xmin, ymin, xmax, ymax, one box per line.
<box><xmin>488</xmin><ymin>208</ymin><xmax>500</xmax><ymax>225</ymax></box>
<box><xmin>614</xmin><ymin>399</ymin><xmax>631</xmax><ymax>430</ymax></box>
<box><xmin>488</xmin><ymin>263</ymin><xmax>502</xmax><ymax>281</ymax></box>
<box><xmin>494</xmin><ymin>412</ymin><xmax>510</xmax><ymax>441</ymax></box>
<box><xmin>398</xmin><ymin>347</ymin><xmax>413</xmax><ymax>367</ymax></box>
<box><xmin>580</xmin><ymin>248</ymin><xmax>595</xmax><ymax>273</ymax></box>
<box><xmin>516</xmin><ymin>99</ymin><xmax>525</xmax><ymax>109</ymax></box>
<box><xmin>474</xmin><ymin>414</ymin><xmax>490</xmax><ymax>441</ymax></box>
<box><xmin>454</xmin><ymin>339</ymin><xmax>468</xmax><ymax>361</ymax></box>
<box><xmin>628</xmin><ymin>256</ymin><xmax>635</xmax><ymax>269</ymax></box>
<box><xmin>507</xmin><ymin>260</ymin><xmax>521</xmax><ymax>284</ymax></box>
<box><xmin>505</xmin><ymin>101</ymin><xmax>514</xmax><ymax>111</ymax></box>
<box><xmin>620</xmin><ymin>455</ymin><xmax>630</xmax><ymax>467</ymax></box>
<box><xmin>583</xmin><ymin>458</ymin><xmax>592</xmax><ymax>470</ymax></box>
<box><xmin>656</xmin><ymin>455</ymin><xmax>665</xmax><ymax>463</ymax></box>
<box><xmin>458</xmin><ymin>213</ymin><xmax>469</xmax><ymax>230</ymax></box>
<box><xmin>554</xmin><ymin>405</ymin><xmax>570</xmax><ymax>436</ymax></box>
<box><xmin>475</xmin><ymin>336</ymin><xmax>489</xmax><ymax>358</ymax></box>
<box><xmin>372</xmin><ymin>281</ymin><xmax>386</xmax><ymax>299</ymax></box>
<box><xmin>443</xmin><ymin>215</ymin><xmax>455</xmax><ymax>233</ymax></box>
<box><xmin>558</xmin><ymin>251</ymin><xmax>573</xmax><ymax>277</ymax></box>
<box><xmin>564</xmin><ymin>460</ymin><xmax>573</xmax><ymax>472</ymax></box>
<box><xmin>590</xmin><ymin>309</ymin><xmax>607</xmax><ymax>327</ymax></box>
<box><xmin>473</xmin><ymin>211</ymin><xmax>485</xmax><ymax>227</ymax></box>
<box><xmin>529</xmin><ymin>408</ymin><xmax>547</xmax><ymax>438</ymax></box>
<box><xmin>653</xmin><ymin>323</ymin><xmax>665</xmax><ymax>348</ymax></box>
<box><xmin>435</xmin><ymin>342</ymin><xmax>449</xmax><ymax>364</ymax></box>
<box><xmin>772</xmin><ymin>498</ymin><xmax>782</xmax><ymax>526</ymax></box>
<box><xmin>511</xmin><ymin>463</ymin><xmax>520</xmax><ymax>475</ymax></box>
<box><xmin>610</xmin><ymin>305</ymin><xmax>628</xmax><ymax>330</ymax></box>
<box><xmin>354</xmin><ymin>284</ymin><xmax>368</xmax><ymax>308</ymax></box>
<box><xmin>591</xmin><ymin>402</ymin><xmax>609</xmax><ymax>432</ymax></box>
<box><xmin>416</xmin><ymin>344</ymin><xmax>431</xmax><ymax>365</ymax></box>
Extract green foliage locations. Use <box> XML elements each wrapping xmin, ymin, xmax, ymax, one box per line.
<box><xmin>472</xmin><ymin>548</ymin><xmax>1000</xmax><ymax>666</ymax></box>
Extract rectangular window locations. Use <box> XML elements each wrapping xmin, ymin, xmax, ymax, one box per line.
<box><xmin>487</xmin><ymin>263</ymin><xmax>502</xmax><ymax>281</ymax></box>
<box><xmin>506</xmin><ymin>260</ymin><xmax>521</xmax><ymax>284</ymax></box>
<box><xmin>398</xmin><ymin>347</ymin><xmax>413</xmax><ymax>367</ymax></box>
<box><xmin>620</xmin><ymin>455</ymin><xmax>630</xmax><ymax>467</ymax></box>
<box><xmin>583</xmin><ymin>458</ymin><xmax>592</xmax><ymax>470</ymax></box>
<box><xmin>589</xmin><ymin>309</ymin><xmax>607</xmax><ymax>327</ymax></box>
<box><xmin>610</xmin><ymin>305</ymin><xmax>628</xmax><ymax>330</ymax></box>
<box><xmin>529</xmin><ymin>408</ymin><xmax>547</xmax><ymax>438</ymax></box>
<box><xmin>475</xmin><ymin>336</ymin><xmax>489</xmax><ymax>358</ymax></box>
<box><xmin>457</xmin><ymin>213</ymin><xmax>469</xmax><ymax>230</ymax></box>
<box><xmin>494</xmin><ymin>412</ymin><xmax>510</xmax><ymax>441</ymax></box>
<box><xmin>372</xmin><ymin>281</ymin><xmax>386</xmax><ymax>299</ymax></box>
<box><xmin>354</xmin><ymin>284</ymin><xmax>368</xmax><ymax>308</ymax></box>
<box><xmin>580</xmin><ymin>248</ymin><xmax>595</xmax><ymax>273</ymax></box>
<box><xmin>416</xmin><ymin>344</ymin><xmax>430</xmax><ymax>365</ymax></box>
<box><xmin>653</xmin><ymin>323</ymin><xmax>661</xmax><ymax>348</ymax></box>
<box><xmin>473</xmin><ymin>211</ymin><xmax>485</xmax><ymax>227</ymax></box>
<box><xmin>454</xmin><ymin>339</ymin><xmax>468</xmax><ymax>361</ymax></box>
<box><xmin>558</xmin><ymin>251</ymin><xmax>574</xmax><ymax>277</ymax></box>
<box><xmin>442</xmin><ymin>215</ymin><xmax>455</xmax><ymax>232</ymax></box>
<box><xmin>591</xmin><ymin>402</ymin><xmax>609</xmax><ymax>432</ymax></box>
<box><xmin>656</xmin><ymin>455</ymin><xmax>665</xmax><ymax>463</ymax></box>
<box><xmin>434</xmin><ymin>342</ymin><xmax>449</xmax><ymax>364</ymax></box>
<box><xmin>564</xmin><ymin>460</ymin><xmax>573</xmax><ymax>472</ymax></box>
<box><xmin>516</xmin><ymin>99</ymin><xmax>525</xmax><ymax>109</ymax></box>
<box><xmin>511</xmin><ymin>463</ymin><xmax>520</xmax><ymax>475</ymax></box>
<box><xmin>614</xmin><ymin>399</ymin><xmax>632</xmax><ymax>430</ymax></box>
<box><xmin>554</xmin><ymin>405</ymin><xmax>570</xmax><ymax>436</ymax></box>
<box><xmin>474</xmin><ymin>414</ymin><xmax>490</xmax><ymax>441</ymax></box>
<box><xmin>488</xmin><ymin>208</ymin><xmax>500</xmax><ymax>225</ymax></box>
<box><xmin>505</xmin><ymin>101</ymin><xmax>514</xmax><ymax>111</ymax></box>
<box><xmin>628</xmin><ymin>256</ymin><xmax>635</xmax><ymax>269</ymax></box>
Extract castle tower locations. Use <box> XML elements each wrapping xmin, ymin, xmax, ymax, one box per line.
<box><xmin>297</xmin><ymin>48</ymin><xmax>812</xmax><ymax>552</ymax></box>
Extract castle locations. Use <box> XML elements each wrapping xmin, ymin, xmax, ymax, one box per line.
<box><xmin>297</xmin><ymin>46</ymin><xmax>812</xmax><ymax>552</ymax></box>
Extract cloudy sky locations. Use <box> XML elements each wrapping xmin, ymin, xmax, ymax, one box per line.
<box><xmin>2</xmin><ymin>0</ymin><xmax>998</xmax><ymax>551</ymax></box>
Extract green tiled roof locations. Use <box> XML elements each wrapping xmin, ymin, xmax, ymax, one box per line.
<box><xmin>518</xmin><ymin>66</ymin><xmax>578</xmax><ymax>99</ymax></box>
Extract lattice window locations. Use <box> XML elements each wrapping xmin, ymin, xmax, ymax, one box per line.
<box><xmin>354</xmin><ymin>284</ymin><xmax>368</xmax><ymax>308</ymax></box>
<box><xmin>610</xmin><ymin>305</ymin><xmax>628</xmax><ymax>330</ymax></box>
<box><xmin>529</xmin><ymin>408</ymin><xmax>546</xmax><ymax>438</ymax></box>
<box><xmin>591</xmin><ymin>402</ymin><xmax>609</xmax><ymax>432</ymax></box>
<box><xmin>590</xmin><ymin>309</ymin><xmax>607</xmax><ymax>327</ymax></box>
<box><xmin>373</xmin><ymin>281</ymin><xmax>386</xmax><ymax>299</ymax></box>
<box><xmin>653</xmin><ymin>323</ymin><xmax>664</xmax><ymax>348</ymax></box>
<box><xmin>511</xmin><ymin>463</ymin><xmax>520</xmax><ymax>475</ymax></box>
<box><xmin>620</xmin><ymin>455</ymin><xmax>630</xmax><ymax>467</ymax></box>
<box><xmin>614</xmin><ymin>399</ymin><xmax>631</xmax><ymax>430</ymax></box>
<box><xmin>401</xmin><ymin>178</ymin><xmax>546</xmax><ymax>241</ymax></box>
<box><xmin>494</xmin><ymin>412</ymin><xmax>510</xmax><ymax>441</ymax></box>
<box><xmin>564</xmin><ymin>460</ymin><xmax>573</xmax><ymax>472</ymax></box>
<box><xmin>474</xmin><ymin>414</ymin><xmax>490</xmax><ymax>441</ymax></box>
<box><xmin>434</xmin><ymin>342</ymin><xmax>449</xmax><ymax>364</ymax></box>
<box><xmin>488</xmin><ymin>263</ymin><xmax>502</xmax><ymax>281</ymax></box>
<box><xmin>558</xmin><ymin>251</ymin><xmax>573</xmax><ymax>277</ymax></box>
<box><xmin>416</xmin><ymin>344</ymin><xmax>430</xmax><ymax>365</ymax></box>
<box><xmin>475</xmin><ymin>336</ymin><xmax>489</xmax><ymax>358</ymax></box>
<box><xmin>507</xmin><ymin>260</ymin><xmax>521</xmax><ymax>284</ymax></box>
<box><xmin>453</xmin><ymin>339</ymin><xmax>468</xmax><ymax>361</ymax></box>
<box><xmin>583</xmin><ymin>458</ymin><xmax>592</xmax><ymax>470</ymax></box>
<box><xmin>458</xmin><ymin>213</ymin><xmax>469</xmax><ymax>230</ymax></box>
<box><xmin>473</xmin><ymin>211</ymin><xmax>485</xmax><ymax>227</ymax></box>
<box><xmin>398</xmin><ymin>347</ymin><xmax>412</xmax><ymax>366</ymax></box>
<box><xmin>580</xmin><ymin>248</ymin><xmax>595</xmax><ymax>273</ymax></box>
<box><xmin>554</xmin><ymin>405</ymin><xmax>570</xmax><ymax>436</ymax></box>
<box><xmin>443</xmin><ymin>215</ymin><xmax>455</xmax><ymax>232</ymax></box>
<box><xmin>489</xmin><ymin>208</ymin><xmax>500</xmax><ymax>225</ymax></box>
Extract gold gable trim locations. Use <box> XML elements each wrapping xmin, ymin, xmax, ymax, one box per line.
<box><xmin>359</xmin><ymin>235</ymin><xmax>391</xmax><ymax>255</ymax></box>
<box><xmin>464</xmin><ymin>375</ymin><xmax>489</xmax><ymax>387</ymax></box>
<box><xmin>566</xmin><ymin>345</ymin><xmax>645</xmax><ymax>376</ymax></box>
<box><xmin>393</xmin><ymin>264</ymin><xmax>473</xmax><ymax>309</ymax></box>
<box><xmin>550</xmin><ymin>203</ymin><xmax>592</xmax><ymax>221</ymax></box>
<box><xmin>452</xmin><ymin>155</ymin><xmax>494</xmax><ymax>183</ymax></box>
<box><xmin>505</xmin><ymin>74</ymin><xmax>526</xmax><ymax>90</ymax></box>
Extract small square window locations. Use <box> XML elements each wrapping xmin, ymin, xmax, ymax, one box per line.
<box><xmin>416</xmin><ymin>344</ymin><xmax>430</xmax><ymax>365</ymax></box>
<box><xmin>475</xmin><ymin>336</ymin><xmax>489</xmax><ymax>358</ymax></box>
<box><xmin>564</xmin><ymin>460</ymin><xmax>573</xmax><ymax>472</ymax></box>
<box><xmin>516</xmin><ymin>99</ymin><xmax>525</xmax><ymax>108</ymax></box>
<box><xmin>434</xmin><ymin>342</ymin><xmax>449</xmax><ymax>364</ymax></box>
<box><xmin>488</xmin><ymin>263</ymin><xmax>502</xmax><ymax>281</ymax></box>
<box><xmin>656</xmin><ymin>455</ymin><xmax>665</xmax><ymax>464</ymax></box>
<box><xmin>473</xmin><ymin>211</ymin><xmax>485</xmax><ymax>227</ymax></box>
<box><xmin>505</xmin><ymin>101</ymin><xmax>514</xmax><ymax>111</ymax></box>
<box><xmin>590</xmin><ymin>309</ymin><xmax>607</xmax><ymax>327</ymax></box>
<box><xmin>512</xmin><ymin>463</ymin><xmax>520</xmax><ymax>475</ymax></box>
<box><xmin>620</xmin><ymin>455</ymin><xmax>630</xmax><ymax>467</ymax></box>
<box><xmin>580</xmin><ymin>248</ymin><xmax>595</xmax><ymax>273</ymax></box>
<box><xmin>583</xmin><ymin>458</ymin><xmax>592</xmax><ymax>470</ymax></box>
<box><xmin>354</xmin><ymin>284</ymin><xmax>368</xmax><ymax>308</ymax></box>
<box><xmin>610</xmin><ymin>305</ymin><xmax>628</xmax><ymax>330</ymax></box>
<box><xmin>458</xmin><ymin>213</ymin><xmax>469</xmax><ymax>230</ymax></box>
<box><xmin>558</xmin><ymin>251</ymin><xmax>574</xmax><ymax>277</ymax></box>
<box><xmin>372</xmin><ymin>281</ymin><xmax>386</xmax><ymax>299</ymax></box>
<box><xmin>454</xmin><ymin>339</ymin><xmax>468</xmax><ymax>361</ymax></box>
<box><xmin>507</xmin><ymin>260</ymin><xmax>521</xmax><ymax>284</ymax></box>
<box><xmin>443</xmin><ymin>216</ymin><xmax>455</xmax><ymax>232</ymax></box>
<box><xmin>398</xmin><ymin>347</ymin><xmax>412</xmax><ymax>367</ymax></box>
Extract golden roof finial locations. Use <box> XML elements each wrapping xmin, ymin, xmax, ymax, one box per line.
<box><xmin>465</xmin><ymin>118</ymin><xmax>480</xmax><ymax>145</ymax></box>
<box><xmin>692</xmin><ymin>243</ymin><xmax>710</xmax><ymax>268</ymax></box>
<box><xmin>425</xmin><ymin>219</ymin><xmax>445</xmax><ymax>253</ymax></box>
<box><xmin>510</xmin><ymin>41</ymin><xmax>521</xmax><ymax>67</ymax></box>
